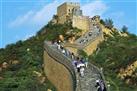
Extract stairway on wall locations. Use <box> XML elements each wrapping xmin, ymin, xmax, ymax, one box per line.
<box><xmin>62</xmin><ymin>24</ymin><xmax>104</xmax><ymax>56</ymax></box>
<box><xmin>76</xmin><ymin>63</ymin><xmax>103</xmax><ymax>91</ymax></box>
<box><xmin>44</xmin><ymin>41</ymin><xmax>106</xmax><ymax>91</ymax></box>
<box><xmin>75</xmin><ymin>25</ymin><xmax>102</xmax><ymax>47</ymax></box>
<box><xmin>63</xmin><ymin>25</ymin><xmax>103</xmax><ymax>49</ymax></box>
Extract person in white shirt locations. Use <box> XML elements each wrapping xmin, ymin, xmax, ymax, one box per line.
<box><xmin>95</xmin><ymin>80</ymin><xmax>102</xmax><ymax>91</ymax></box>
<box><xmin>79</xmin><ymin>63</ymin><xmax>85</xmax><ymax>77</ymax></box>
<box><xmin>57</xmin><ymin>44</ymin><xmax>61</xmax><ymax>50</ymax></box>
<box><xmin>62</xmin><ymin>49</ymin><xmax>66</xmax><ymax>55</ymax></box>
<box><xmin>60</xmin><ymin>46</ymin><xmax>66</xmax><ymax>55</ymax></box>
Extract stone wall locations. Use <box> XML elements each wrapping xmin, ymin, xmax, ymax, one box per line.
<box><xmin>63</xmin><ymin>33</ymin><xmax>104</xmax><ymax>56</ymax></box>
<box><xmin>57</xmin><ymin>2</ymin><xmax>80</xmax><ymax>24</ymax></box>
<box><xmin>44</xmin><ymin>51</ymin><xmax>73</xmax><ymax>91</ymax></box>
<box><xmin>57</xmin><ymin>2</ymin><xmax>101</xmax><ymax>36</ymax></box>
<box><xmin>43</xmin><ymin>42</ymin><xmax>76</xmax><ymax>91</ymax></box>
<box><xmin>43</xmin><ymin>41</ymin><xmax>107</xmax><ymax>91</ymax></box>
<box><xmin>83</xmin><ymin>34</ymin><xmax>104</xmax><ymax>55</ymax></box>
<box><xmin>57</xmin><ymin>2</ymin><xmax>67</xmax><ymax>24</ymax></box>
<box><xmin>72</xmin><ymin>16</ymin><xmax>90</xmax><ymax>35</ymax></box>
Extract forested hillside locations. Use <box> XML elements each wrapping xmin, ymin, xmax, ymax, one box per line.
<box><xmin>0</xmin><ymin>20</ymin><xmax>137</xmax><ymax>91</ymax></box>
<box><xmin>89</xmin><ymin>31</ymin><xmax>137</xmax><ymax>91</ymax></box>
<box><xmin>0</xmin><ymin>22</ymin><xmax>82</xmax><ymax>91</ymax></box>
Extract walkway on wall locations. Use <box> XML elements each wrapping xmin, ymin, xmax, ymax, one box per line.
<box><xmin>75</xmin><ymin>25</ymin><xmax>103</xmax><ymax>47</ymax></box>
<box><xmin>44</xmin><ymin>41</ymin><xmax>107</xmax><ymax>91</ymax></box>
<box><xmin>62</xmin><ymin>25</ymin><xmax>103</xmax><ymax>50</ymax></box>
<box><xmin>76</xmin><ymin>63</ymin><xmax>103</xmax><ymax>91</ymax></box>
<box><xmin>45</xmin><ymin>22</ymin><xmax>105</xmax><ymax>91</ymax></box>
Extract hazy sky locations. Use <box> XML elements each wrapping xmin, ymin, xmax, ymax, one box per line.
<box><xmin>0</xmin><ymin>0</ymin><xmax>137</xmax><ymax>48</ymax></box>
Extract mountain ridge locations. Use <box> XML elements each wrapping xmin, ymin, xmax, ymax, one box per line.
<box><xmin>0</xmin><ymin>16</ymin><xmax>137</xmax><ymax>91</ymax></box>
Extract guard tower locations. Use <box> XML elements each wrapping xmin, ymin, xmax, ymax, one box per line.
<box><xmin>57</xmin><ymin>2</ymin><xmax>101</xmax><ymax>35</ymax></box>
<box><xmin>57</xmin><ymin>2</ymin><xmax>82</xmax><ymax>24</ymax></box>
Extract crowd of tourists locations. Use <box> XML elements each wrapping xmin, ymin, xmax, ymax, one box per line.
<box><xmin>77</xmin><ymin>25</ymin><xmax>101</xmax><ymax>45</ymax></box>
<box><xmin>51</xmin><ymin>40</ymin><xmax>88</xmax><ymax>77</ymax></box>
<box><xmin>51</xmin><ymin>40</ymin><xmax>106</xmax><ymax>91</ymax></box>
<box><xmin>72</xmin><ymin>56</ymin><xmax>88</xmax><ymax>77</ymax></box>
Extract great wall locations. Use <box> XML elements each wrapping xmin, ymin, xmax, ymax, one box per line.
<box><xmin>43</xmin><ymin>2</ymin><xmax>107</xmax><ymax>91</ymax></box>
<box><xmin>44</xmin><ymin>41</ymin><xmax>107</xmax><ymax>91</ymax></box>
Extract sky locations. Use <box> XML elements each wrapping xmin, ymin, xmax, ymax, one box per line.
<box><xmin>0</xmin><ymin>0</ymin><xmax>137</xmax><ymax>48</ymax></box>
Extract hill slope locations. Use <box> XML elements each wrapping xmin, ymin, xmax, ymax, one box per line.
<box><xmin>0</xmin><ymin>22</ymin><xmax>81</xmax><ymax>91</ymax></box>
<box><xmin>89</xmin><ymin>31</ymin><xmax>137</xmax><ymax>91</ymax></box>
<box><xmin>0</xmin><ymin>21</ymin><xmax>137</xmax><ymax>91</ymax></box>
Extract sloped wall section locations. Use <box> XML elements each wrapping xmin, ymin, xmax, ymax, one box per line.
<box><xmin>63</xmin><ymin>32</ymin><xmax>104</xmax><ymax>56</ymax></box>
<box><xmin>83</xmin><ymin>33</ymin><xmax>104</xmax><ymax>55</ymax></box>
<box><xmin>43</xmin><ymin>41</ymin><xmax>108</xmax><ymax>91</ymax></box>
<box><xmin>43</xmin><ymin>41</ymin><xmax>76</xmax><ymax>91</ymax></box>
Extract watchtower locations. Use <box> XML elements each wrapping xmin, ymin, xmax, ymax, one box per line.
<box><xmin>57</xmin><ymin>2</ymin><xmax>82</xmax><ymax>24</ymax></box>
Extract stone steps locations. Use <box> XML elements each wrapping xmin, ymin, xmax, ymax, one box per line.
<box><xmin>76</xmin><ymin>65</ymin><xmax>102</xmax><ymax>91</ymax></box>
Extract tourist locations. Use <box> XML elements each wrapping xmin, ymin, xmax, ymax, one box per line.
<box><xmin>84</xmin><ymin>57</ymin><xmax>88</xmax><ymax>68</ymax></box>
<box><xmin>80</xmin><ymin>57</ymin><xmax>85</xmax><ymax>64</ymax></box>
<box><xmin>76</xmin><ymin>57</ymin><xmax>81</xmax><ymax>73</ymax></box>
<box><xmin>83</xmin><ymin>39</ymin><xmax>86</xmax><ymax>43</ymax></box>
<box><xmin>71</xmin><ymin>52</ymin><xmax>75</xmax><ymax>60</ymax></box>
<box><xmin>76</xmin><ymin>58</ymin><xmax>86</xmax><ymax>77</ymax></box>
<box><xmin>57</xmin><ymin>44</ymin><xmax>61</xmax><ymax>50</ymax></box>
<box><xmin>52</xmin><ymin>40</ymin><xmax>58</xmax><ymax>47</ymax></box>
<box><xmin>56</xmin><ymin>39</ymin><xmax>61</xmax><ymax>44</ymax></box>
<box><xmin>72</xmin><ymin>59</ymin><xmax>78</xmax><ymax>71</ymax></box>
<box><xmin>95</xmin><ymin>79</ymin><xmax>107</xmax><ymax>91</ymax></box>
<box><xmin>95</xmin><ymin>80</ymin><xmax>102</xmax><ymax>91</ymax></box>
<box><xmin>79</xmin><ymin>63</ymin><xmax>85</xmax><ymax>77</ymax></box>
<box><xmin>77</xmin><ymin>63</ymin><xmax>81</xmax><ymax>73</ymax></box>
<box><xmin>100</xmin><ymin>80</ymin><xmax>107</xmax><ymax>91</ymax></box>
<box><xmin>65</xmin><ymin>49</ymin><xmax>70</xmax><ymax>57</ymax></box>
<box><xmin>72</xmin><ymin>59</ymin><xmax>77</xmax><ymax>67</ymax></box>
<box><xmin>61</xmin><ymin>46</ymin><xmax>66</xmax><ymax>55</ymax></box>
<box><xmin>88</xmin><ymin>32</ymin><xmax>92</xmax><ymax>36</ymax></box>
<box><xmin>56</xmin><ymin>40</ymin><xmax>61</xmax><ymax>50</ymax></box>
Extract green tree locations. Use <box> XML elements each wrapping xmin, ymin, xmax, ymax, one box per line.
<box><xmin>100</xmin><ymin>19</ymin><xmax>105</xmax><ymax>25</ymax></box>
<box><xmin>104</xmin><ymin>18</ymin><xmax>114</xmax><ymax>29</ymax></box>
<box><xmin>122</xmin><ymin>25</ymin><xmax>128</xmax><ymax>33</ymax></box>
<box><xmin>53</xmin><ymin>15</ymin><xmax>59</xmax><ymax>23</ymax></box>
<box><xmin>78</xmin><ymin>49</ymin><xmax>88</xmax><ymax>58</ymax></box>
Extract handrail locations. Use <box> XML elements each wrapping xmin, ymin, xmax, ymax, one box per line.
<box><xmin>44</xmin><ymin>41</ymin><xmax>77</xmax><ymax>91</ymax></box>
